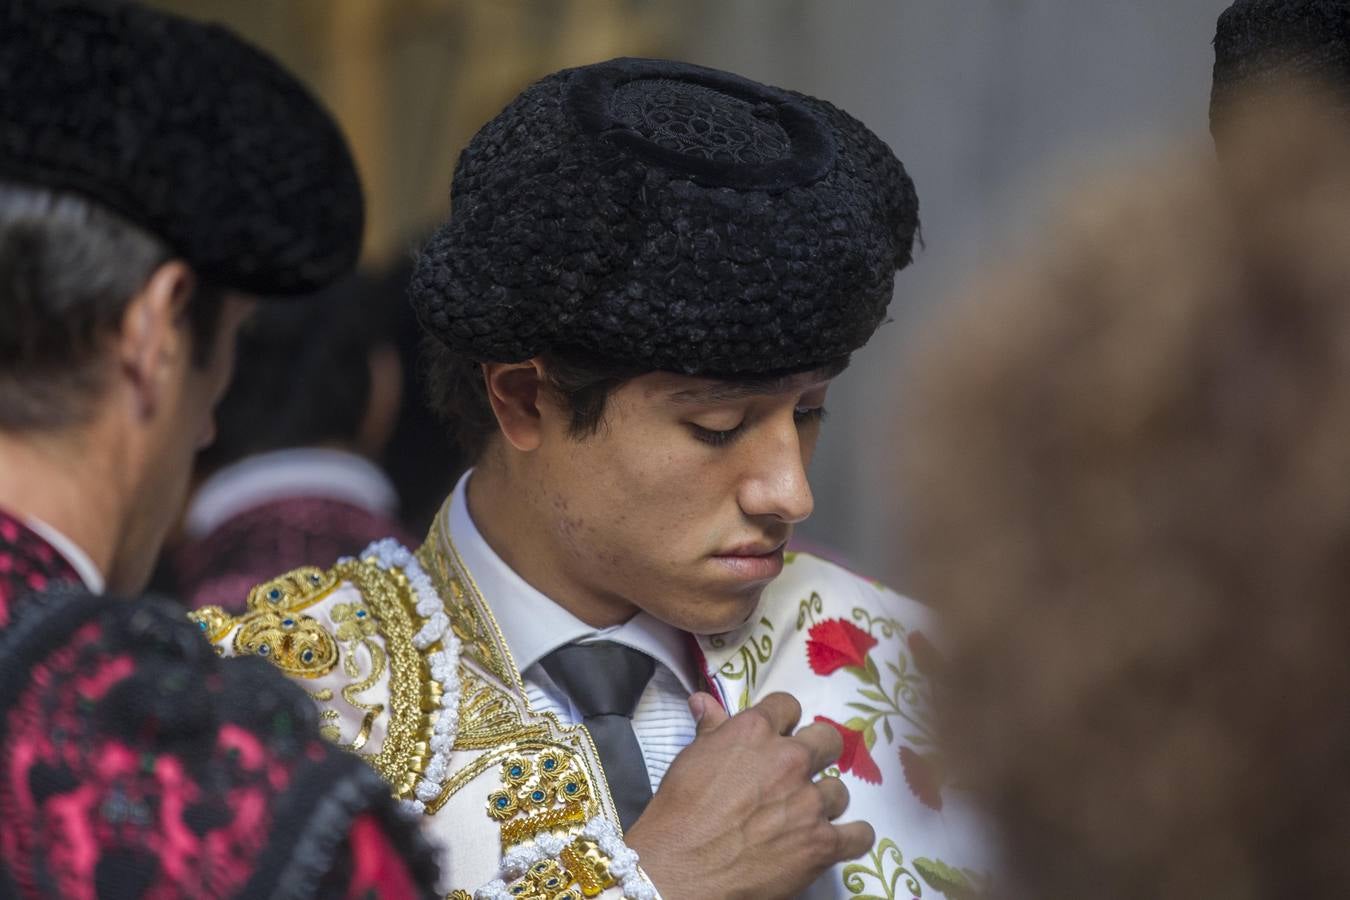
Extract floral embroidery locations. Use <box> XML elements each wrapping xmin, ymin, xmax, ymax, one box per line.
<box><xmin>842</xmin><ymin>838</ymin><xmax>989</xmax><ymax>899</ymax></box>
<box><xmin>800</xmin><ymin>607</ymin><xmax>952</xmax><ymax>806</ymax></box>
<box><xmin>842</xmin><ymin>838</ymin><xmax>917</xmax><ymax>899</ymax></box>
<box><xmin>816</xmin><ymin>716</ymin><xmax>882</xmax><ymax>784</ymax></box>
<box><xmin>906</xmin><ymin>630</ymin><xmax>944</xmax><ymax>678</ymax></box>
<box><xmin>912</xmin><ymin>857</ymin><xmax>990</xmax><ymax>900</ymax></box>
<box><xmin>806</xmin><ymin>618</ymin><xmax>879</xmax><ymax>676</ymax></box>
<box><xmin>899</xmin><ymin>746</ymin><xmax>944</xmax><ymax>811</ymax></box>
<box><xmin>708</xmin><ymin>616</ymin><xmax>774</xmax><ymax>711</ymax></box>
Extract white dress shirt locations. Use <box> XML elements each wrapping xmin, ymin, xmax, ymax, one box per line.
<box><xmin>25</xmin><ymin>515</ymin><xmax>104</xmax><ymax>593</ymax></box>
<box><xmin>448</xmin><ymin>470</ymin><xmax>698</xmax><ymax>792</ymax></box>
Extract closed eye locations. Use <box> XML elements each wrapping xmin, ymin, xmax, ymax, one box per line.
<box><xmin>691</xmin><ymin>422</ymin><xmax>745</xmax><ymax>447</ymax></box>
<box><xmin>794</xmin><ymin>406</ymin><xmax>828</xmax><ymax>426</ymax></box>
<box><xmin>692</xmin><ymin>407</ymin><xmax>826</xmax><ymax>448</ymax></box>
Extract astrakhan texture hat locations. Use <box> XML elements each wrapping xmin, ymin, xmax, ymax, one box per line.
<box><xmin>411</xmin><ymin>57</ymin><xmax>918</xmax><ymax>376</ymax></box>
<box><xmin>1212</xmin><ymin>0</ymin><xmax>1350</xmax><ymax>134</ymax></box>
<box><xmin>0</xmin><ymin>0</ymin><xmax>364</xmax><ymax>295</ymax></box>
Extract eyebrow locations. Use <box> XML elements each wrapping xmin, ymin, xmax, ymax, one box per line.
<box><xmin>666</xmin><ymin>359</ymin><xmax>849</xmax><ymax>405</ymax></box>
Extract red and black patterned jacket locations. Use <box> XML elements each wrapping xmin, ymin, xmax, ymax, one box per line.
<box><xmin>0</xmin><ymin>508</ymin><xmax>82</xmax><ymax>628</ymax></box>
<box><xmin>0</xmin><ymin>507</ymin><xmax>440</xmax><ymax>898</ymax></box>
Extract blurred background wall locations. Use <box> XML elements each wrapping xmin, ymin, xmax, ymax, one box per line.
<box><xmin>147</xmin><ymin>0</ymin><xmax>1232</xmax><ymax>587</ymax></box>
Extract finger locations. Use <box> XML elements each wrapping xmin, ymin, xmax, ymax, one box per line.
<box><xmin>814</xmin><ymin>776</ymin><xmax>850</xmax><ymax>820</ymax></box>
<box><xmin>829</xmin><ymin>820</ymin><xmax>876</xmax><ymax>863</ymax></box>
<box><xmin>748</xmin><ymin>691</ymin><xmax>803</xmax><ymax>736</ymax></box>
<box><xmin>690</xmin><ymin>692</ymin><xmax>730</xmax><ymax>736</ymax></box>
<box><xmin>792</xmin><ymin>721</ymin><xmax>844</xmax><ymax>773</ymax></box>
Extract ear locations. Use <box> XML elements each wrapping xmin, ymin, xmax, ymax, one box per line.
<box><xmin>482</xmin><ymin>359</ymin><xmax>548</xmax><ymax>452</ymax></box>
<box><xmin>118</xmin><ymin>260</ymin><xmax>195</xmax><ymax>419</ymax></box>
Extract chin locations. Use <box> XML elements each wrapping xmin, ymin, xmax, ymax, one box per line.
<box><xmin>673</xmin><ymin>587</ymin><xmax>766</xmax><ymax>636</ymax></box>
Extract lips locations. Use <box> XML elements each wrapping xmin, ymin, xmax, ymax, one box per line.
<box><xmin>718</xmin><ymin>538</ymin><xmax>788</xmax><ymax>558</ymax></box>
<box><xmin>711</xmin><ymin>538</ymin><xmax>788</xmax><ymax>581</ymax></box>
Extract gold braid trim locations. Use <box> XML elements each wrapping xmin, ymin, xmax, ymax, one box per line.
<box><xmin>417</xmin><ymin>517</ymin><xmax>516</xmax><ymax>687</ymax></box>
<box><xmin>334</xmin><ymin>556</ymin><xmax>443</xmax><ymax>799</ymax></box>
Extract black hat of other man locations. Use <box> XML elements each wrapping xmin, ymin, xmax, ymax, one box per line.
<box><xmin>0</xmin><ymin>0</ymin><xmax>364</xmax><ymax>294</ymax></box>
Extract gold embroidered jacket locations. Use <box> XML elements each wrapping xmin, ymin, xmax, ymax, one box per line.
<box><xmin>193</xmin><ymin>511</ymin><xmax>989</xmax><ymax>899</ymax></box>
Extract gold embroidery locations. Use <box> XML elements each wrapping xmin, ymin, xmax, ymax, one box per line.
<box><xmin>336</xmin><ymin>556</ymin><xmax>439</xmax><ymax>799</ymax></box>
<box><xmin>232</xmin><ymin>611</ymin><xmax>339</xmax><ymax>679</ymax></box>
<box><xmin>418</xmin><ymin>518</ymin><xmax>517</xmax><ymax>687</ymax></box>
<box><xmin>446</xmin><ymin>892</ymin><xmax>473</xmax><ymax>900</ymax></box>
<box><xmin>456</xmin><ymin>667</ymin><xmax>549</xmax><ymax>750</ymax></box>
<box><xmin>246</xmin><ymin>566</ymin><xmax>338</xmax><ymax>612</ymax></box>
<box><xmin>501</xmin><ymin>838</ymin><xmax>620</xmax><ymax>899</ymax></box>
<box><xmin>188</xmin><ymin>605</ymin><xmax>233</xmax><ymax>643</ymax></box>
<box><xmin>204</xmin><ymin>517</ymin><xmax>631</xmax><ymax>845</ymax></box>
<box><xmin>319</xmin><ymin>709</ymin><xmax>342</xmax><ymax>742</ymax></box>
<box><xmin>501</xmin><ymin>805</ymin><xmax>588</xmax><ymax>848</ymax></box>
<box><xmin>329</xmin><ymin>601</ymin><xmax>386</xmax><ymax>753</ymax></box>
<box><xmin>193</xmin><ymin>557</ymin><xmax>442</xmax><ymax>802</ymax></box>
<box><xmin>416</xmin><ymin>514</ymin><xmax>624</xmax><ymax>830</ymax></box>
<box><xmin>486</xmin><ymin>754</ymin><xmax>595</xmax><ymax>850</ymax></box>
<box><xmin>559</xmin><ymin>837</ymin><xmax>616</xmax><ymax>897</ymax></box>
<box><xmin>501</xmin><ymin>857</ymin><xmax>586</xmax><ymax>900</ymax></box>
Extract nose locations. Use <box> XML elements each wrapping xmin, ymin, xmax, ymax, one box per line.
<box><xmin>736</xmin><ymin>421</ymin><xmax>814</xmax><ymax>524</ymax></box>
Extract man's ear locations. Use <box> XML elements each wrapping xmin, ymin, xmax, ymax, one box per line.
<box><xmin>482</xmin><ymin>359</ymin><xmax>547</xmax><ymax>452</ymax></box>
<box><xmin>118</xmin><ymin>260</ymin><xmax>195</xmax><ymax>418</ymax></box>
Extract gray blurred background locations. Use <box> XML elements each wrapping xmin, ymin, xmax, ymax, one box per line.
<box><xmin>149</xmin><ymin>0</ymin><xmax>1233</xmax><ymax>586</ymax></box>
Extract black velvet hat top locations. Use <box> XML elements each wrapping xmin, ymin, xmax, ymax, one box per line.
<box><xmin>411</xmin><ymin>57</ymin><xmax>918</xmax><ymax>376</ymax></box>
<box><xmin>1212</xmin><ymin>0</ymin><xmax>1350</xmax><ymax>133</ymax></box>
<box><xmin>0</xmin><ymin>0</ymin><xmax>364</xmax><ymax>295</ymax></box>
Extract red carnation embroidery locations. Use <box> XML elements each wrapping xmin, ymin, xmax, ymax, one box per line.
<box><xmin>815</xmin><ymin>716</ymin><xmax>882</xmax><ymax>785</ymax></box>
<box><xmin>899</xmin><ymin>746</ymin><xmax>943</xmax><ymax>811</ymax></box>
<box><xmin>806</xmin><ymin>618</ymin><xmax>878</xmax><ymax>676</ymax></box>
<box><xmin>907</xmin><ymin>630</ymin><xmax>944</xmax><ymax>677</ymax></box>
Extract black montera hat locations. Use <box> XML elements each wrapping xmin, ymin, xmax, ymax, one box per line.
<box><xmin>411</xmin><ymin>57</ymin><xmax>919</xmax><ymax>376</ymax></box>
<box><xmin>0</xmin><ymin>0</ymin><xmax>364</xmax><ymax>295</ymax></box>
<box><xmin>1212</xmin><ymin>0</ymin><xmax>1350</xmax><ymax>135</ymax></box>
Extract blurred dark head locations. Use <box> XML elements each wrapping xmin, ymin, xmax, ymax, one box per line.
<box><xmin>903</xmin><ymin>100</ymin><xmax>1350</xmax><ymax>900</ymax></box>
<box><xmin>196</xmin><ymin>275</ymin><xmax>402</xmax><ymax>477</ymax></box>
<box><xmin>1212</xmin><ymin>0</ymin><xmax>1350</xmax><ymax>141</ymax></box>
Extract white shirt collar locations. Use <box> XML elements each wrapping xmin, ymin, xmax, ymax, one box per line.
<box><xmin>447</xmin><ymin>469</ymin><xmax>698</xmax><ymax>693</ymax></box>
<box><xmin>186</xmin><ymin>447</ymin><xmax>398</xmax><ymax>539</ymax></box>
<box><xmin>24</xmin><ymin>515</ymin><xmax>105</xmax><ymax>594</ymax></box>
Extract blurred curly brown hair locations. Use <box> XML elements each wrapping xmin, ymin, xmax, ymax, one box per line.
<box><xmin>901</xmin><ymin>92</ymin><xmax>1350</xmax><ymax>900</ymax></box>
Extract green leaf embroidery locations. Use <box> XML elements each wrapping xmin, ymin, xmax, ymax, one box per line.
<box><xmin>914</xmin><ymin>858</ymin><xmax>982</xmax><ymax>900</ymax></box>
<box><xmin>841</xmin><ymin>838</ymin><xmax>919</xmax><ymax>899</ymax></box>
<box><xmin>715</xmin><ymin>616</ymin><xmax>774</xmax><ymax>709</ymax></box>
<box><xmin>844</xmin><ymin>663</ymin><xmax>878</xmax><ymax>685</ymax></box>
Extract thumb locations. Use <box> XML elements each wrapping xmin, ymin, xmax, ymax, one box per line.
<box><xmin>690</xmin><ymin>691</ymin><xmax>730</xmax><ymax>736</ymax></box>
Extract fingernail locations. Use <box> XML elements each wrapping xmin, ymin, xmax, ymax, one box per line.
<box><xmin>690</xmin><ymin>694</ymin><xmax>705</xmax><ymax>722</ymax></box>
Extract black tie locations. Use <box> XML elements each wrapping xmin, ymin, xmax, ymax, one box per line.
<box><xmin>540</xmin><ymin>640</ymin><xmax>656</xmax><ymax>831</ymax></box>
